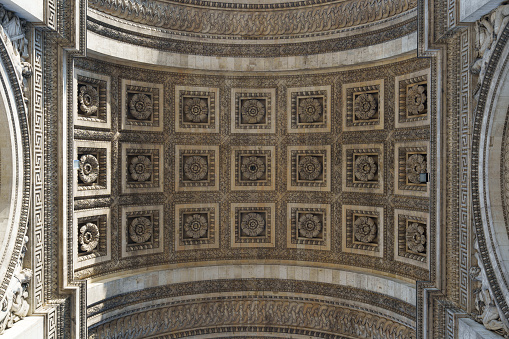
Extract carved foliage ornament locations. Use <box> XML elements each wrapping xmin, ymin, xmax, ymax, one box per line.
<box><xmin>184</xmin><ymin>156</ymin><xmax>208</xmax><ymax>181</ymax></box>
<box><xmin>406</xmin><ymin>154</ymin><xmax>426</xmax><ymax>184</ymax></box>
<box><xmin>78</xmin><ymin>85</ymin><xmax>99</xmax><ymax>116</ymax></box>
<box><xmin>354</xmin><ymin>93</ymin><xmax>377</xmax><ymax>120</ymax></box>
<box><xmin>129</xmin><ymin>217</ymin><xmax>152</xmax><ymax>243</ymax></box>
<box><xmin>129</xmin><ymin>93</ymin><xmax>153</xmax><ymax>120</ymax></box>
<box><xmin>354</xmin><ymin>216</ymin><xmax>377</xmax><ymax>243</ymax></box>
<box><xmin>79</xmin><ymin>154</ymin><xmax>99</xmax><ymax>184</ymax></box>
<box><xmin>298</xmin><ymin>213</ymin><xmax>322</xmax><ymax>238</ymax></box>
<box><xmin>241</xmin><ymin>99</ymin><xmax>265</xmax><ymax>124</ymax></box>
<box><xmin>405</xmin><ymin>222</ymin><xmax>425</xmax><ymax>253</ymax></box>
<box><xmin>184</xmin><ymin>214</ymin><xmax>208</xmax><ymax>239</ymax></box>
<box><xmin>406</xmin><ymin>84</ymin><xmax>426</xmax><ymax>115</ymax></box>
<box><xmin>354</xmin><ymin>155</ymin><xmax>377</xmax><ymax>181</ymax></box>
<box><xmin>298</xmin><ymin>98</ymin><xmax>322</xmax><ymax>123</ymax></box>
<box><xmin>241</xmin><ymin>156</ymin><xmax>265</xmax><ymax>181</ymax></box>
<box><xmin>184</xmin><ymin>97</ymin><xmax>208</xmax><ymax>123</ymax></box>
<box><xmin>79</xmin><ymin>222</ymin><xmax>100</xmax><ymax>252</ymax></box>
<box><xmin>129</xmin><ymin>155</ymin><xmax>152</xmax><ymax>182</ymax></box>
<box><xmin>298</xmin><ymin>156</ymin><xmax>322</xmax><ymax>181</ymax></box>
<box><xmin>241</xmin><ymin>212</ymin><xmax>265</xmax><ymax>237</ymax></box>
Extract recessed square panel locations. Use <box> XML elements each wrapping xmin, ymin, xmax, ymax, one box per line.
<box><xmin>121</xmin><ymin>79</ymin><xmax>163</xmax><ymax>132</ymax></box>
<box><xmin>231</xmin><ymin>146</ymin><xmax>275</xmax><ymax>191</ymax></box>
<box><xmin>231</xmin><ymin>88</ymin><xmax>276</xmax><ymax>134</ymax></box>
<box><xmin>342</xmin><ymin>143</ymin><xmax>384</xmax><ymax>194</ymax></box>
<box><xmin>395</xmin><ymin>69</ymin><xmax>430</xmax><ymax>128</ymax></box>
<box><xmin>287</xmin><ymin>203</ymin><xmax>330</xmax><ymax>250</ymax></box>
<box><xmin>394</xmin><ymin>141</ymin><xmax>429</xmax><ymax>197</ymax></box>
<box><xmin>175</xmin><ymin>145</ymin><xmax>219</xmax><ymax>191</ymax></box>
<box><xmin>342</xmin><ymin>205</ymin><xmax>384</xmax><ymax>257</ymax></box>
<box><xmin>175</xmin><ymin>203</ymin><xmax>219</xmax><ymax>250</ymax></box>
<box><xmin>121</xmin><ymin>205</ymin><xmax>164</xmax><ymax>257</ymax></box>
<box><xmin>287</xmin><ymin>146</ymin><xmax>331</xmax><ymax>191</ymax></box>
<box><xmin>175</xmin><ymin>86</ymin><xmax>219</xmax><ymax>133</ymax></box>
<box><xmin>74</xmin><ymin>140</ymin><xmax>111</xmax><ymax>197</ymax></box>
<box><xmin>394</xmin><ymin>209</ymin><xmax>429</xmax><ymax>269</ymax></box>
<box><xmin>287</xmin><ymin>86</ymin><xmax>331</xmax><ymax>133</ymax></box>
<box><xmin>230</xmin><ymin>203</ymin><xmax>275</xmax><ymax>248</ymax></box>
<box><xmin>342</xmin><ymin>79</ymin><xmax>384</xmax><ymax>131</ymax></box>
<box><xmin>73</xmin><ymin>208</ymin><xmax>111</xmax><ymax>269</ymax></box>
<box><xmin>121</xmin><ymin>143</ymin><xmax>164</xmax><ymax>194</ymax></box>
<box><xmin>73</xmin><ymin>69</ymin><xmax>111</xmax><ymax>130</ymax></box>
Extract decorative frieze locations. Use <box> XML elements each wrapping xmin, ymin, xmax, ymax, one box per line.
<box><xmin>394</xmin><ymin>141</ymin><xmax>429</xmax><ymax>197</ymax></box>
<box><xmin>175</xmin><ymin>145</ymin><xmax>219</xmax><ymax>191</ymax></box>
<box><xmin>121</xmin><ymin>143</ymin><xmax>163</xmax><ymax>193</ymax></box>
<box><xmin>231</xmin><ymin>88</ymin><xmax>276</xmax><ymax>134</ymax></box>
<box><xmin>73</xmin><ymin>69</ymin><xmax>111</xmax><ymax>129</ymax></box>
<box><xmin>73</xmin><ymin>208</ymin><xmax>111</xmax><ymax>269</ymax></box>
<box><xmin>395</xmin><ymin>69</ymin><xmax>430</xmax><ymax>128</ymax></box>
<box><xmin>121</xmin><ymin>205</ymin><xmax>163</xmax><ymax>257</ymax></box>
<box><xmin>175</xmin><ymin>85</ymin><xmax>219</xmax><ymax>133</ymax></box>
<box><xmin>175</xmin><ymin>203</ymin><xmax>219</xmax><ymax>250</ymax></box>
<box><xmin>287</xmin><ymin>203</ymin><xmax>330</xmax><ymax>250</ymax></box>
<box><xmin>287</xmin><ymin>86</ymin><xmax>331</xmax><ymax>133</ymax></box>
<box><xmin>74</xmin><ymin>140</ymin><xmax>111</xmax><ymax>197</ymax></box>
<box><xmin>231</xmin><ymin>203</ymin><xmax>275</xmax><ymax>248</ymax></box>
<box><xmin>394</xmin><ymin>209</ymin><xmax>428</xmax><ymax>269</ymax></box>
<box><xmin>342</xmin><ymin>143</ymin><xmax>384</xmax><ymax>193</ymax></box>
<box><xmin>342</xmin><ymin>205</ymin><xmax>383</xmax><ymax>257</ymax></box>
<box><xmin>231</xmin><ymin>146</ymin><xmax>275</xmax><ymax>191</ymax></box>
<box><xmin>342</xmin><ymin>79</ymin><xmax>384</xmax><ymax>131</ymax></box>
<box><xmin>121</xmin><ymin>79</ymin><xmax>163</xmax><ymax>132</ymax></box>
<box><xmin>287</xmin><ymin>146</ymin><xmax>331</xmax><ymax>191</ymax></box>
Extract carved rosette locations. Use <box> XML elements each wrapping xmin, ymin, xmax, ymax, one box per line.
<box><xmin>79</xmin><ymin>154</ymin><xmax>99</xmax><ymax>184</ymax></box>
<box><xmin>184</xmin><ymin>97</ymin><xmax>208</xmax><ymax>123</ymax></box>
<box><xmin>354</xmin><ymin>216</ymin><xmax>377</xmax><ymax>243</ymax></box>
<box><xmin>354</xmin><ymin>93</ymin><xmax>377</xmax><ymax>120</ymax></box>
<box><xmin>406</xmin><ymin>154</ymin><xmax>426</xmax><ymax>184</ymax></box>
<box><xmin>79</xmin><ymin>222</ymin><xmax>100</xmax><ymax>252</ymax></box>
<box><xmin>298</xmin><ymin>213</ymin><xmax>322</xmax><ymax>238</ymax></box>
<box><xmin>406</xmin><ymin>85</ymin><xmax>426</xmax><ymax>116</ymax></box>
<box><xmin>354</xmin><ymin>155</ymin><xmax>377</xmax><ymax>181</ymax></box>
<box><xmin>298</xmin><ymin>98</ymin><xmax>322</xmax><ymax>123</ymax></box>
<box><xmin>78</xmin><ymin>85</ymin><xmax>99</xmax><ymax>116</ymax></box>
<box><xmin>129</xmin><ymin>93</ymin><xmax>153</xmax><ymax>120</ymax></box>
<box><xmin>184</xmin><ymin>156</ymin><xmax>208</xmax><ymax>181</ymax></box>
<box><xmin>184</xmin><ymin>214</ymin><xmax>208</xmax><ymax>239</ymax></box>
<box><xmin>241</xmin><ymin>99</ymin><xmax>265</xmax><ymax>124</ymax></box>
<box><xmin>240</xmin><ymin>212</ymin><xmax>265</xmax><ymax>237</ymax></box>
<box><xmin>298</xmin><ymin>156</ymin><xmax>322</xmax><ymax>181</ymax></box>
<box><xmin>129</xmin><ymin>217</ymin><xmax>153</xmax><ymax>243</ymax></box>
<box><xmin>129</xmin><ymin>155</ymin><xmax>152</xmax><ymax>182</ymax></box>
<box><xmin>240</xmin><ymin>156</ymin><xmax>265</xmax><ymax>181</ymax></box>
<box><xmin>405</xmin><ymin>222</ymin><xmax>426</xmax><ymax>253</ymax></box>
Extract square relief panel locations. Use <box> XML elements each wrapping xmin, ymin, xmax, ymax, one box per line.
<box><xmin>175</xmin><ymin>85</ymin><xmax>219</xmax><ymax>133</ymax></box>
<box><xmin>121</xmin><ymin>143</ymin><xmax>164</xmax><ymax>194</ymax></box>
<box><xmin>175</xmin><ymin>203</ymin><xmax>219</xmax><ymax>251</ymax></box>
<box><xmin>287</xmin><ymin>146</ymin><xmax>331</xmax><ymax>191</ymax></box>
<box><xmin>121</xmin><ymin>205</ymin><xmax>164</xmax><ymax>257</ymax></box>
<box><xmin>175</xmin><ymin>145</ymin><xmax>219</xmax><ymax>192</ymax></box>
<box><xmin>73</xmin><ymin>69</ymin><xmax>111</xmax><ymax>129</ymax></box>
<box><xmin>74</xmin><ymin>208</ymin><xmax>111</xmax><ymax>270</ymax></box>
<box><xmin>287</xmin><ymin>203</ymin><xmax>331</xmax><ymax>250</ymax></box>
<box><xmin>74</xmin><ymin>140</ymin><xmax>111</xmax><ymax>197</ymax></box>
<box><xmin>121</xmin><ymin>79</ymin><xmax>163</xmax><ymax>132</ymax></box>
<box><xmin>231</xmin><ymin>146</ymin><xmax>275</xmax><ymax>191</ymax></box>
<box><xmin>230</xmin><ymin>203</ymin><xmax>276</xmax><ymax>248</ymax></box>
<box><xmin>342</xmin><ymin>205</ymin><xmax>384</xmax><ymax>257</ymax></box>
<box><xmin>342</xmin><ymin>79</ymin><xmax>384</xmax><ymax>131</ymax></box>
<box><xmin>231</xmin><ymin>88</ymin><xmax>276</xmax><ymax>134</ymax></box>
<box><xmin>394</xmin><ymin>209</ymin><xmax>429</xmax><ymax>269</ymax></box>
<box><xmin>395</xmin><ymin>69</ymin><xmax>430</xmax><ymax>128</ymax></box>
<box><xmin>287</xmin><ymin>86</ymin><xmax>331</xmax><ymax>133</ymax></box>
<box><xmin>342</xmin><ymin>144</ymin><xmax>383</xmax><ymax>194</ymax></box>
<box><xmin>394</xmin><ymin>141</ymin><xmax>429</xmax><ymax>197</ymax></box>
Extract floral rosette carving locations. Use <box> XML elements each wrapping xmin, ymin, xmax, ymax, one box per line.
<box><xmin>129</xmin><ymin>93</ymin><xmax>153</xmax><ymax>120</ymax></box>
<box><xmin>354</xmin><ymin>155</ymin><xmax>377</xmax><ymax>181</ymax></box>
<box><xmin>406</xmin><ymin>154</ymin><xmax>427</xmax><ymax>184</ymax></box>
<box><xmin>129</xmin><ymin>155</ymin><xmax>152</xmax><ymax>182</ymax></box>
<box><xmin>298</xmin><ymin>213</ymin><xmax>322</xmax><ymax>238</ymax></box>
<box><xmin>406</xmin><ymin>85</ymin><xmax>426</xmax><ymax>116</ymax></box>
<box><xmin>298</xmin><ymin>98</ymin><xmax>322</xmax><ymax>123</ymax></box>
<box><xmin>354</xmin><ymin>216</ymin><xmax>377</xmax><ymax>243</ymax></box>
<box><xmin>354</xmin><ymin>93</ymin><xmax>377</xmax><ymax>120</ymax></box>
<box><xmin>184</xmin><ymin>214</ymin><xmax>208</xmax><ymax>239</ymax></box>
<box><xmin>241</xmin><ymin>212</ymin><xmax>265</xmax><ymax>237</ymax></box>
<box><xmin>78</xmin><ymin>85</ymin><xmax>99</xmax><ymax>116</ymax></box>
<box><xmin>129</xmin><ymin>217</ymin><xmax>152</xmax><ymax>243</ymax></box>
<box><xmin>184</xmin><ymin>97</ymin><xmax>208</xmax><ymax>123</ymax></box>
<box><xmin>184</xmin><ymin>156</ymin><xmax>208</xmax><ymax>181</ymax></box>
<box><xmin>241</xmin><ymin>156</ymin><xmax>266</xmax><ymax>181</ymax></box>
<box><xmin>406</xmin><ymin>222</ymin><xmax>426</xmax><ymax>253</ymax></box>
<box><xmin>78</xmin><ymin>222</ymin><xmax>100</xmax><ymax>252</ymax></box>
<box><xmin>298</xmin><ymin>156</ymin><xmax>322</xmax><ymax>181</ymax></box>
<box><xmin>241</xmin><ymin>99</ymin><xmax>265</xmax><ymax>124</ymax></box>
<box><xmin>78</xmin><ymin>154</ymin><xmax>99</xmax><ymax>184</ymax></box>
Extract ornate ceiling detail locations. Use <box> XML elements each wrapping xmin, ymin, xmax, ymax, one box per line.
<box><xmin>88</xmin><ymin>0</ymin><xmax>416</xmax><ymax>39</ymax></box>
